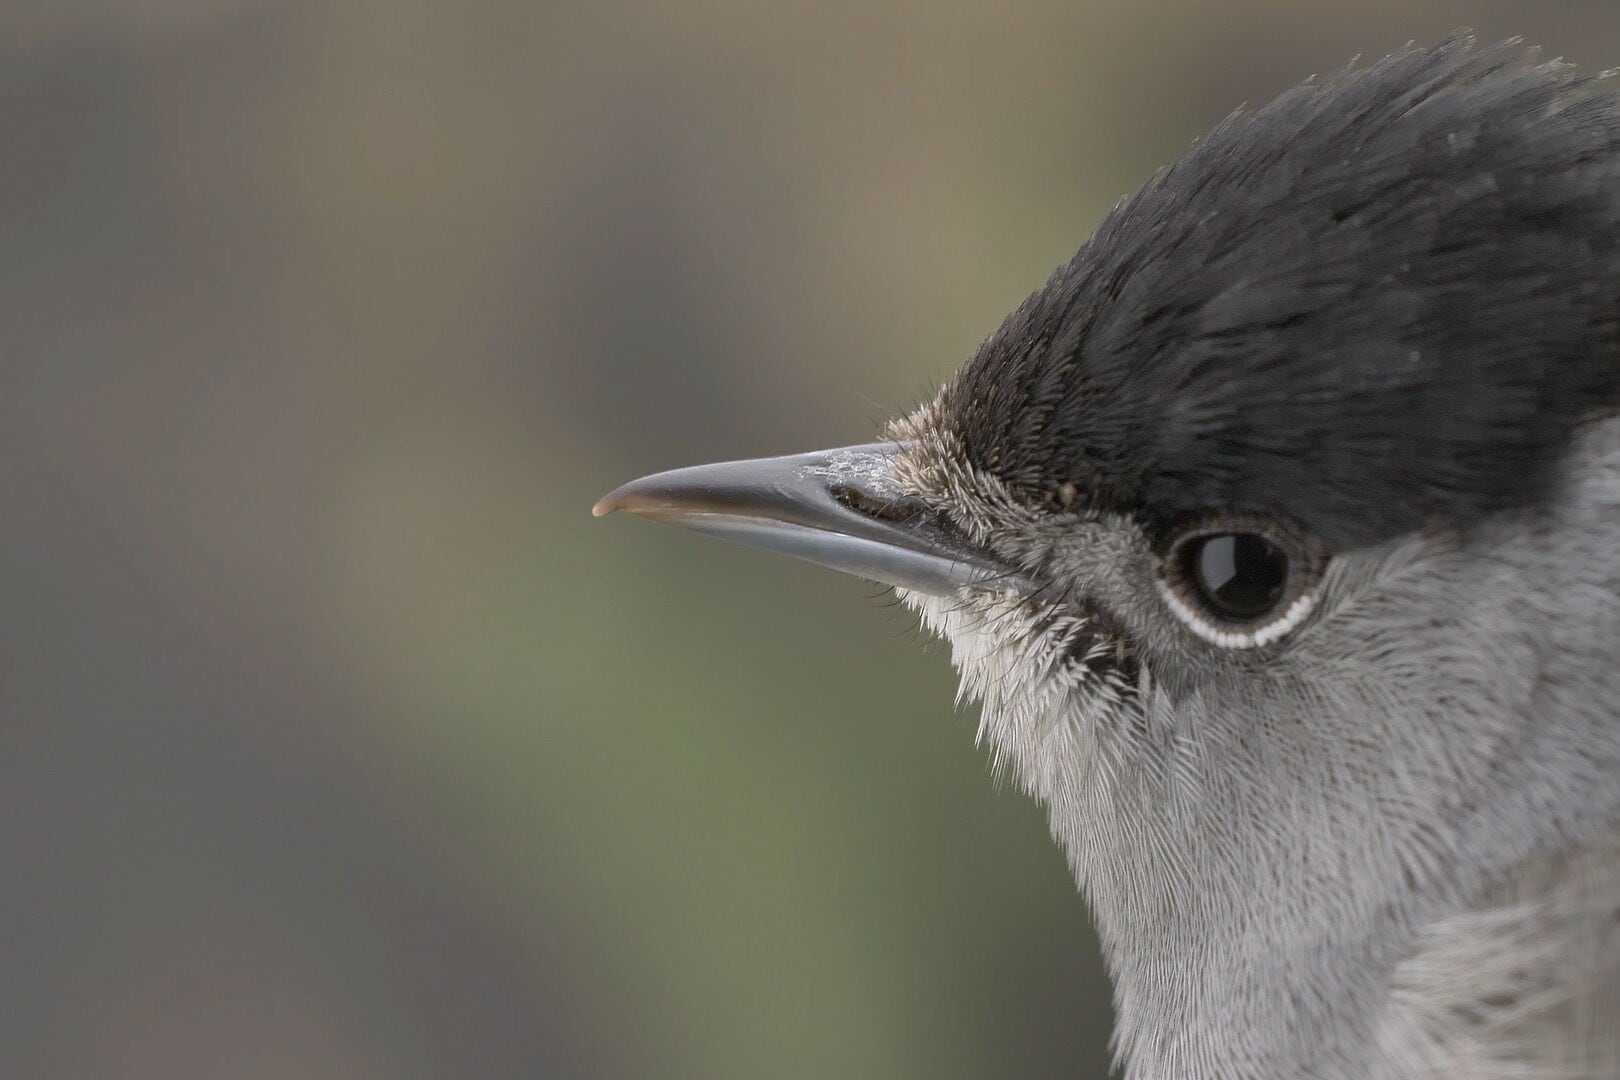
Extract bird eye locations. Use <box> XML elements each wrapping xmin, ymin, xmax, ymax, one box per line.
<box><xmin>1160</xmin><ymin>522</ymin><xmax>1322</xmax><ymax>648</ymax></box>
<box><xmin>1183</xmin><ymin>533</ymin><xmax>1287</xmax><ymax>619</ymax></box>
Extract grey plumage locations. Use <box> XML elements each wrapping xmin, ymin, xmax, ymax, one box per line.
<box><xmin>598</xmin><ymin>34</ymin><xmax>1620</xmax><ymax>1079</ymax></box>
<box><xmin>890</xmin><ymin>408</ymin><xmax>1620</xmax><ymax>1077</ymax></box>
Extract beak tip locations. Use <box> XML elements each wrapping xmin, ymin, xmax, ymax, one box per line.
<box><xmin>593</xmin><ymin>470</ymin><xmax>696</xmax><ymax>520</ymax></box>
<box><xmin>592</xmin><ymin>478</ymin><xmax>637</xmax><ymax>517</ymax></box>
<box><xmin>594</xmin><ymin>476</ymin><xmax>657</xmax><ymax>518</ymax></box>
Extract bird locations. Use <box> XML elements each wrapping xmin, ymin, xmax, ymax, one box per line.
<box><xmin>594</xmin><ymin>35</ymin><xmax>1620</xmax><ymax>1079</ymax></box>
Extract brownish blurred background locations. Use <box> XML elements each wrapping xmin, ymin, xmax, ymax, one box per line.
<box><xmin>4</xmin><ymin>3</ymin><xmax>1615</xmax><ymax>1077</ymax></box>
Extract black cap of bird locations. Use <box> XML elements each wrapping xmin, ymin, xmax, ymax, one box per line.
<box><xmin>595</xmin><ymin>36</ymin><xmax>1620</xmax><ymax>1078</ymax></box>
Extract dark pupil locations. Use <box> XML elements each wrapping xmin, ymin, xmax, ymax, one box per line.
<box><xmin>1190</xmin><ymin>533</ymin><xmax>1287</xmax><ymax>620</ymax></box>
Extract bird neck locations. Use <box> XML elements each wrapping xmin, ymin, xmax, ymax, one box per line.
<box><xmin>1371</xmin><ymin>835</ymin><xmax>1620</xmax><ymax>1079</ymax></box>
<box><xmin>1084</xmin><ymin>831</ymin><xmax>1620</xmax><ymax>1079</ymax></box>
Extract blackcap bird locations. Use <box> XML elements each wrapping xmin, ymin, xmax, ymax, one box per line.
<box><xmin>596</xmin><ymin>36</ymin><xmax>1620</xmax><ymax>1078</ymax></box>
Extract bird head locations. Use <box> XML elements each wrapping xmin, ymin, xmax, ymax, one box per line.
<box><xmin>596</xmin><ymin>36</ymin><xmax>1620</xmax><ymax>1076</ymax></box>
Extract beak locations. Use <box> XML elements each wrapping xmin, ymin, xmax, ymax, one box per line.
<box><xmin>593</xmin><ymin>442</ymin><xmax>1027</xmax><ymax>596</ymax></box>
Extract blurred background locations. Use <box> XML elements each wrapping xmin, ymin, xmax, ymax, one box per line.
<box><xmin>4</xmin><ymin>2</ymin><xmax>1616</xmax><ymax>1077</ymax></box>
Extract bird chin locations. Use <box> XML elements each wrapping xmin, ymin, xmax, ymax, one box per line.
<box><xmin>895</xmin><ymin>583</ymin><xmax>1143</xmax><ymax>798</ymax></box>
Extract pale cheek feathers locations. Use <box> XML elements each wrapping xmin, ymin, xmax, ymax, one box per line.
<box><xmin>895</xmin><ymin>584</ymin><xmax>1144</xmax><ymax>799</ymax></box>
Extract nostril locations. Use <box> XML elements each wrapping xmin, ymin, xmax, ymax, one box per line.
<box><xmin>830</xmin><ymin>485</ymin><xmax>929</xmax><ymax>525</ymax></box>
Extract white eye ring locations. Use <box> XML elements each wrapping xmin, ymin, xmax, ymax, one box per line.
<box><xmin>1158</xmin><ymin>520</ymin><xmax>1325</xmax><ymax>650</ymax></box>
<box><xmin>1156</xmin><ymin>580</ymin><xmax>1316</xmax><ymax>649</ymax></box>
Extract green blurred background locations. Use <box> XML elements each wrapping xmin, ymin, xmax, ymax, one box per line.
<box><xmin>4</xmin><ymin>3</ymin><xmax>1615</xmax><ymax>1077</ymax></box>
